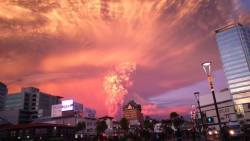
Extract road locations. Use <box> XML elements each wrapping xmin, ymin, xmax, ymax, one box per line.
<box><xmin>167</xmin><ymin>136</ymin><xmax>244</xmax><ymax>141</ymax></box>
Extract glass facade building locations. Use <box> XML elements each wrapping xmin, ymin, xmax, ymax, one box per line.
<box><xmin>3</xmin><ymin>87</ymin><xmax>61</xmax><ymax>124</ymax></box>
<box><xmin>5</xmin><ymin>93</ymin><xmax>25</xmax><ymax>110</ymax></box>
<box><xmin>216</xmin><ymin>23</ymin><xmax>250</xmax><ymax>114</ymax></box>
<box><xmin>0</xmin><ymin>82</ymin><xmax>7</xmax><ymax>110</ymax></box>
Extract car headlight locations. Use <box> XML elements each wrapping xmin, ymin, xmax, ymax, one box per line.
<box><xmin>214</xmin><ymin>130</ymin><xmax>218</xmax><ymax>134</ymax></box>
<box><xmin>229</xmin><ymin>129</ymin><xmax>235</xmax><ymax>135</ymax></box>
<box><xmin>208</xmin><ymin>131</ymin><xmax>213</xmax><ymax>135</ymax></box>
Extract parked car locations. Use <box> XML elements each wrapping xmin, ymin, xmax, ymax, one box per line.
<box><xmin>228</xmin><ymin>125</ymin><xmax>242</xmax><ymax>138</ymax></box>
<box><xmin>207</xmin><ymin>128</ymin><xmax>219</xmax><ymax>136</ymax></box>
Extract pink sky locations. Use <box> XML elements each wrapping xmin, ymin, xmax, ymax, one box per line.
<box><xmin>0</xmin><ymin>0</ymin><xmax>250</xmax><ymax>118</ymax></box>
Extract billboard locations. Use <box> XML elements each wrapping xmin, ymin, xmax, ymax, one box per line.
<box><xmin>62</xmin><ymin>99</ymin><xmax>74</xmax><ymax>111</ymax></box>
<box><xmin>51</xmin><ymin>104</ymin><xmax>62</xmax><ymax>117</ymax></box>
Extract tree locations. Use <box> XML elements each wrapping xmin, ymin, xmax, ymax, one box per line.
<box><xmin>144</xmin><ymin>116</ymin><xmax>154</xmax><ymax>130</ymax></box>
<box><xmin>169</xmin><ymin>112</ymin><xmax>184</xmax><ymax>128</ymax></box>
<box><xmin>75</xmin><ymin>121</ymin><xmax>86</xmax><ymax>132</ymax></box>
<box><xmin>96</xmin><ymin>120</ymin><xmax>108</xmax><ymax>135</ymax></box>
<box><xmin>120</xmin><ymin>118</ymin><xmax>129</xmax><ymax>131</ymax></box>
<box><xmin>170</xmin><ymin>112</ymin><xmax>179</xmax><ymax>120</ymax></box>
<box><xmin>161</xmin><ymin>119</ymin><xmax>172</xmax><ymax>127</ymax></box>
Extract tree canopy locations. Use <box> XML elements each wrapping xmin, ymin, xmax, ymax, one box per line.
<box><xmin>144</xmin><ymin>116</ymin><xmax>154</xmax><ymax>130</ymax></box>
<box><xmin>96</xmin><ymin>120</ymin><xmax>108</xmax><ymax>134</ymax></box>
<box><xmin>169</xmin><ymin>112</ymin><xmax>184</xmax><ymax>128</ymax></box>
<box><xmin>170</xmin><ymin>112</ymin><xmax>179</xmax><ymax>119</ymax></box>
<box><xmin>120</xmin><ymin>118</ymin><xmax>129</xmax><ymax>131</ymax></box>
<box><xmin>75</xmin><ymin>121</ymin><xmax>86</xmax><ymax>132</ymax></box>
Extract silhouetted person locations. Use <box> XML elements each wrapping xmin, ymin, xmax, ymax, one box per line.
<box><xmin>221</xmin><ymin>125</ymin><xmax>229</xmax><ymax>141</ymax></box>
<box><xmin>191</xmin><ymin>127</ymin><xmax>196</xmax><ymax>141</ymax></box>
<box><xmin>243</xmin><ymin>125</ymin><xmax>250</xmax><ymax>141</ymax></box>
<box><xmin>175</xmin><ymin>128</ymin><xmax>182</xmax><ymax>141</ymax></box>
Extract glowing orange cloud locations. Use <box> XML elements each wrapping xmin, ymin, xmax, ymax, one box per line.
<box><xmin>1</xmin><ymin>0</ymin><xmax>249</xmax><ymax>118</ymax></box>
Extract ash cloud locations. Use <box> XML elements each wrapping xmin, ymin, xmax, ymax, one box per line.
<box><xmin>0</xmin><ymin>0</ymin><xmax>249</xmax><ymax>117</ymax></box>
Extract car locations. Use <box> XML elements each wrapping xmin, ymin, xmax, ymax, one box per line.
<box><xmin>228</xmin><ymin>125</ymin><xmax>241</xmax><ymax>138</ymax></box>
<box><xmin>207</xmin><ymin>128</ymin><xmax>219</xmax><ymax>136</ymax></box>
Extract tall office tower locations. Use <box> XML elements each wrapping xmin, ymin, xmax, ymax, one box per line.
<box><xmin>2</xmin><ymin>87</ymin><xmax>61</xmax><ymax>124</ymax></box>
<box><xmin>0</xmin><ymin>82</ymin><xmax>7</xmax><ymax>111</ymax></box>
<box><xmin>216</xmin><ymin>23</ymin><xmax>250</xmax><ymax>116</ymax></box>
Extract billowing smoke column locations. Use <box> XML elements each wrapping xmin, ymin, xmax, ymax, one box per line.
<box><xmin>103</xmin><ymin>62</ymin><xmax>136</xmax><ymax>118</ymax></box>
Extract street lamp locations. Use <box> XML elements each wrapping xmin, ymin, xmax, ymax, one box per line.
<box><xmin>202</xmin><ymin>61</ymin><xmax>222</xmax><ymax>131</ymax></box>
<box><xmin>194</xmin><ymin>92</ymin><xmax>206</xmax><ymax>139</ymax></box>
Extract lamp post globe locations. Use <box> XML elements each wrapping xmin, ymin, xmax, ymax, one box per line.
<box><xmin>194</xmin><ymin>92</ymin><xmax>200</xmax><ymax>101</ymax></box>
<box><xmin>202</xmin><ymin>61</ymin><xmax>212</xmax><ymax>76</ymax></box>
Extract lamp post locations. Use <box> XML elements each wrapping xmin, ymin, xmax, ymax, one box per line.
<box><xmin>202</xmin><ymin>61</ymin><xmax>222</xmax><ymax>131</ymax></box>
<box><xmin>194</xmin><ymin>92</ymin><xmax>207</xmax><ymax>140</ymax></box>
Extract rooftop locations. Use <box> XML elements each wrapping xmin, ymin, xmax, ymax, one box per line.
<box><xmin>98</xmin><ymin>116</ymin><xmax>113</xmax><ymax>120</ymax></box>
<box><xmin>215</xmin><ymin>23</ymin><xmax>243</xmax><ymax>33</ymax></box>
<box><xmin>123</xmin><ymin>100</ymin><xmax>141</xmax><ymax>110</ymax></box>
<box><xmin>0</xmin><ymin>123</ymin><xmax>73</xmax><ymax>130</ymax></box>
<box><xmin>0</xmin><ymin>81</ymin><xmax>7</xmax><ymax>88</ymax></box>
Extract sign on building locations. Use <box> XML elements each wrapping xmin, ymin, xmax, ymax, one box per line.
<box><xmin>51</xmin><ymin>104</ymin><xmax>62</xmax><ymax>117</ymax></box>
<box><xmin>62</xmin><ymin>99</ymin><xmax>74</xmax><ymax>111</ymax></box>
<box><xmin>84</xmin><ymin>108</ymin><xmax>96</xmax><ymax>118</ymax></box>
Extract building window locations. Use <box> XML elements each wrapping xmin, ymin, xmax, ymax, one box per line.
<box><xmin>10</xmin><ymin>131</ymin><xmax>16</xmax><ymax>136</ymax></box>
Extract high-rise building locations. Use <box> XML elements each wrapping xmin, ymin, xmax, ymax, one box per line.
<box><xmin>123</xmin><ymin>100</ymin><xmax>144</xmax><ymax>127</ymax></box>
<box><xmin>215</xmin><ymin>23</ymin><xmax>250</xmax><ymax>116</ymax></box>
<box><xmin>1</xmin><ymin>87</ymin><xmax>61</xmax><ymax>124</ymax></box>
<box><xmin>0</xmin><ymin>82</ymin><xmax>7</xmax><ymax>111</ymax></box>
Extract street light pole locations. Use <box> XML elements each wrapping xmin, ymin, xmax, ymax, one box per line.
<box><xmin>202</xmin><ymin>62</ymin><xmax>222</xmax><ymax>131</ymax></box>
<box><xmin>194</xmin><ymin>92</ymin><xmax>207</xmax><ymax>140</ymax></box>
<box><xmin>194</xmin><ymin>93</ymin><xmax>201</xmax><ymax>135</ymax></box>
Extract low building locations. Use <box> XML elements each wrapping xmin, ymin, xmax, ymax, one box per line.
<box><xmin>0</xmin><ymin>117</ymin><xmax>11</xmax><ymax>128</ymax></box>
<box><xmin>0</xmin><ymin>82</ymin><xmax>7</xmax><ymax>111</ymax></box>
<box><xmin>0</xmin><ymin>123</ymin><xmax>74</xmax><ymax>141</ymax></box>
<box><xmin>123</xmin><ymin>100</ymin><xmax>144</xmax><ymax>127</ymax></box>
<box><xmin>51</xmin><ymin>100</ymin><xmax>96</xmax><ymax>119</ymax></box>
<box><xmin>34</xmin><ymin>115</ymin><xmax>97</xmax><ymax>136</ymax></box>
<box><xmin>35</xmin><ymin>99</ymin><xmax>97</xmax><ymax>135</ymax></box>
<box><xmin>34</xmin><ymin>115</ymin><xmax>83</xmax><ymax>126</ymax></box>
<box><xmin>50</xmin><ymin>99</ymin><xmax>97</xmax><ymax>125</ymax></box>
<box><xmin>243</xmin><ymin>103</ymin><xmax>250</xmax><ymax>124</ymax></box>
<box><xmin>199</xmin><ymin>88</ymin><xmax>238</xmax><ymax>130</ymax></box>
<box><xmin>98</xmin><ymin>116</ymin><xmax>114</xmax><ymax>136</ymax></box>
<box><xmin>35</xmin><ymin>99</ymin><xmax>84</xmax><ymax>126</ymax></box>
<box><xmin>98</xmin><ymin>116</ymin><xmax>113</xmax><ymax>130</ymax></box>
<box><xmin>84</xmin><ymin>117</ymin><xmax>97</xmax><ymax>136</ymax></box>
<box><xmin>51</xmin><ymin>99</ymin><xmax>84</xmax><ymax>119</ymax></box>
<box><xmin>0</xmin><ymin>87</ymin><xmax>61</xmax><ymax>124</ymax></box>
<box><xmin>84</xmin><ymin>107</ymin><xmax>96</xmax><ymax>118</ymax></box>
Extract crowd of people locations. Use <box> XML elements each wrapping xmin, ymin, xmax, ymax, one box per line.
<box><xmin>94</xmin><ymin>124</ymin><xmax>250</xmax><ymax>141</ymax></box>
<box><xmin>96</xmin><ymin>127</ymin><xmax>203</xmax><ymax>141</ymax></box>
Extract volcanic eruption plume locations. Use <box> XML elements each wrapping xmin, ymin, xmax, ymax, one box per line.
<box><xmin>2</xmin><ymin>0</ymin><xmax>250</xmax><ymax>117</ymax></box>
<box><xmin>103</xmin><ymin>62</ymin><xmax>136</xmax><ymax>118</ymax></box>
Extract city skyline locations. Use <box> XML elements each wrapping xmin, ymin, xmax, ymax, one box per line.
<box><xmin>1</xmin><ymin>0</ymin><xmax>250</xmax><ymax>118</ymax></box>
